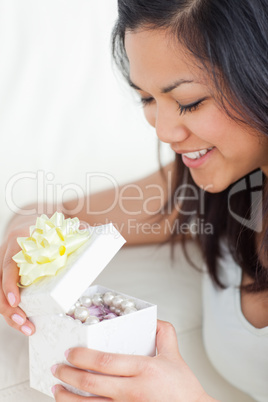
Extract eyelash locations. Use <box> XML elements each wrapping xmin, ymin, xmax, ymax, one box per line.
<box><xmin>177</xmin><ymin>99</ymin><xmax>205</xmax><ymax>115</ymax></box>
<box><xmin>140</xmin><ymin>97</ymin><xmax>205</xmax><ymax>115</ymax></box>
<box><xmin>140</xmin><ymin>97</ymin><xmax>154</xmax><ymax>107</ymax></box>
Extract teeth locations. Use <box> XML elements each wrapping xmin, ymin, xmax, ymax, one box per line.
<box><xmin>199</xmin><ymin>149</ymin><xmax>208</xmax><ymax>156</ymax></box>
<box><xmin>184</xmin><ymin>151</ymin><xmax>200</xmax><ymax>159</ymax></box>
<box><xmin>183</xmin><ymin>147</ymin><xmax>213</xmax><ymax>160</ymax></box>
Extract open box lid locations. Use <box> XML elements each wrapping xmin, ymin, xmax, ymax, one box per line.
<box><xmin>19</xmin><ymin>223</ymin><xmax>126</xmax><ymax>317</ymax></box>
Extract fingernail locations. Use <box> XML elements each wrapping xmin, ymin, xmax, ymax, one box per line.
<box><xmin>21</xmin><ymin>325</ymin><xmax>32</xmax><ymax>336</ymax></box>
<box><xmin>64</xmin><ymin>349</ymin><xmax>70</xmax><ymax>359</ymax></box>
<box><xmin>51</xmin><ymin>385</ymin><xmax>56</xmax><ymax>395</ymax></box>
<box><xmin>51</xmin><ymin>364</ymin><xmax>58</xmax><ymax>375</ymax></box>
<box><xmin>8</xmin><ymin>292</ymin><xmax>16</xmax><ymax>306</ymax></box>
<box><xmin>11</xmin><ymin>314</ymin><xmax>25</xmax><ymax>325</ymax></box>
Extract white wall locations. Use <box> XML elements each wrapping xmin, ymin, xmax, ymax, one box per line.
<box><xmin>0</xmin><ymin>0</ymin><xmax>173</xmax><ymax>239</ymax></box>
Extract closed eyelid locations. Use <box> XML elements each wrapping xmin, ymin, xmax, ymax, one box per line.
<box><xmin>140</xmin><ymin>96</ymin><xmax>155</xmax><ymax>106</ymax></box>
<box><xmin>139</xmin><ymin>92</ymin><xmax>155</xmax><ymax>101</ymax></box>
<box><xmin>176</xmin><ymin>97</ymin><xmax>207</xmax><ymax>115</ymax></box>
<box><xmin>177</xmin><ymin>99</ymin><xmax>203</xmax><ymax>108</ymax></box>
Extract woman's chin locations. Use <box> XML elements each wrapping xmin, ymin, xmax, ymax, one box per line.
<box><xmin>190</xmin><ymin>174</ymin><xmax>231</xmax><ymax>194</ymax></box>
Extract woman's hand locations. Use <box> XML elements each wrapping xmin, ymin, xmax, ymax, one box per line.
<box><xmin>51</xmin><ymin>320</ymin><xmax>216</xmax><ymax>402</ymax></box>
<box><xmin>0</xmin><ymin>220</ymin><xmax>36</xmax><ymax>336</ymax></box>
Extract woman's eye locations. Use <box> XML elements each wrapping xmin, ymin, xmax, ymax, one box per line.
<box><xmin>177</xmin><ymin>98</ymin><xmax>206</xmax><ymax>115</ymax></box>
<box><xmin>140</xmin><ymin>97</ymin><xmax>155</xmax><ymax>106</ymax></box>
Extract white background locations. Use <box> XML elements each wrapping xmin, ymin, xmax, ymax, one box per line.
<box><xmin>0</xmin><ymin>0</ymin><xmax>173</xmax><ymax>240</ymax></box>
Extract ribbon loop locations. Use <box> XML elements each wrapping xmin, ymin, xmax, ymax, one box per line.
<box><xmin>13</xmin><ymin>212</ymin><xmax>90</xmax><ymax>286</ymax></box>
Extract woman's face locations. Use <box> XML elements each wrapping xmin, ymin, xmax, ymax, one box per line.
<box><xmin>125</xmin><ymin>29</ymin><xmax>268</xmax><ymax>192</ymax></box>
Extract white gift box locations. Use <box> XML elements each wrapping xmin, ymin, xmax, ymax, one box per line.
<box><xmin>30</xmin><ymin>285</ymin><xmax>157</xmax><ymax>398</ymax></box>
<box><xmin>19</xmin><ymin>224</ymin><xmax>157</xmax><ymax>398</ymax></box>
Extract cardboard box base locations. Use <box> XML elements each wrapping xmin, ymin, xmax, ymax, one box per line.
<box><xmin>29</xmin><ymin>285</ymin><xmax>157</xmax><ymax>398</ymax></box>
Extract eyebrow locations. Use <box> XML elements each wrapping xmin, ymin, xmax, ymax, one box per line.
<box><xmin>129</xmin><ymin>79</ymin><xmax>194</xmax><ymax>93</ymax></box>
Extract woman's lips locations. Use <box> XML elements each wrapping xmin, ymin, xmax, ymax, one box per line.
<box><xmin>180</xmin><ymin>147</ymin><xmax>215</xmax><ymax>168</ymax></box>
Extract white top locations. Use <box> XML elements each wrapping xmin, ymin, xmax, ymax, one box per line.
<box><xmin>202</xmin><ymin>243</ymin><xmax>268</xmax><ymax>402</ymax></box>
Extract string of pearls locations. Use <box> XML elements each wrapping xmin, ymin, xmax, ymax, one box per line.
<box><xmin>66</xmin><ymin>292</ymin><xmax>138</xmax><ymax>325</ymax></box>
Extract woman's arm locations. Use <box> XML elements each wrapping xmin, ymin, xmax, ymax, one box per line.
<box><xmin>63</xmin><ymin>161</ymin><xmax>177</xmax><ymax>245</ymax></box>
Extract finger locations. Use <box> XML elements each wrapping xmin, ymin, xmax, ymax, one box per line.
<box><xmin>52</xmin><ymin>384</ymin><xmax>111</xmax><ymax>401</ymax></box>
<box><xmin>0</xmin><ymin>278</ymin><xmax>35</xmax><ymax>335</ymax></box>
<box><xmin>0</xmin><ymin>240</ymin><xmax>7</xmax><ymax>272</ymax></box>
<box><xmin>1</xmin><ymin>292</ymin><xmax>35</xmax><ymax>336</ymax></box>
<box><xmin>53</xmin><ymin>364</ymin><xmax>126</xmax><ymax>399</ymax></box>
<box><xmin>156</xmin><ymin>320</ymin><xmax>180</xmax><ymax>356</ymax></box>
<box><xmin>66</xmin><ymin>347</ymin><xmax>149</xmax><ymax>377</ymax></box>
<box><xmin>2</xmin><ymin>243</ymin><xmax>21</xmax><ymax>307</ymax></box>
<box><xmin>4</xmin><ymin>314</ymin><xmax>35</xmax><ymax>336</ymax></box>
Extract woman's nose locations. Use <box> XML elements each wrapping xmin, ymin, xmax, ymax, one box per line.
<box><xmin>154</xmin><ymin>104</ymin><xmax>190</xmax><ymax>144</ymax></box>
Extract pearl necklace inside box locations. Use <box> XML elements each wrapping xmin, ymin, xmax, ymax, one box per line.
<box><xmin>19</xmin><ymin>224</ymin><xmax>157</xmax><ymax>398</ymax></box>
<box><xmin>69</xmin><ymin>290</ymin><xmax>139</xmax><ymax>323</ymax></box>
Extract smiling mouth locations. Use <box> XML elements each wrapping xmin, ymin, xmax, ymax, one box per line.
<box><xmin>182</xmin><ymin>147</ymin><xmax>214</xmax><ymax>160</ymax></box>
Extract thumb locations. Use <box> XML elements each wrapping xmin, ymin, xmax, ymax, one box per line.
<box><xmin>156</xmin><ymin>320</ymin><xmax>180</xmax><ymax>356</ymax></box>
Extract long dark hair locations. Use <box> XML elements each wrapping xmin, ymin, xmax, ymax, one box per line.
<box><xmin>112</xmin><ymin>0</ymin><xmax>268</xmax><ymax>292</ymax></box>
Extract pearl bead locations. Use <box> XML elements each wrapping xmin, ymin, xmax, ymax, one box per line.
<box><xmin>104</xmin><ymin>312</ymin><xmax>117</xmax><ymax>319</ymax></box>
<box><xmin>110</xmin><ymin>306</ymin><xmax>116</xmax><ymax>312</ymax></box>
<box><xmin>80</xmin><ymin>296</ymin><xmax>92</xmax><ymax>308</ymax></box>
<box><xmin>123</xmin><ymin>307</ymin><xmax>138</xmax><ymax>315</ymax></box>
<box><xmin>121</xmin><ymin>299</ymin><xmax>135</xmax><ymax>310</ymax></box>
<box><xmin>75</xmin><ymin>301</ymin><xmax>81</xmax><ymax>308</ymax></box>
<box><xmin>103</xmin><ymin>292</ymin><xmax>115</xmax><ymax>306</ymax></box>
<box><xmin>112</xmin><ymin>295</ymin><xmax>124</xmax><ymax>309</ymax></box>
<box><xmin>85</xmin><ymin>316</ymin><xmax>100</xmax><ymax>325</ymax></box>
<box><xmin>115</xmin><ymin>308</ymin><xmax>121</xmax><ymax>315</ymax></box>
<box><xmin>65</xmin><ymin>316</ymin><xmax>74</xmax><ymax>322</ymax></box>
<box><xmin>74</xmin><ymin>319</ymin><xmax>83</xmax><ymax>325</ymax></box>
<box><xmin>92</xmin><ymin>293</ymin><xmax>103</xmax><ymax>306</ymax></box>
<box><xmin>66</xmin><ymin>305</ymin><xmax>76</xmax><ymax>316</ymax></box>
<box><xmin>74</xmin><ymin>306</ymin><xmax>90</xmax><ymax>322</ymax></box>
